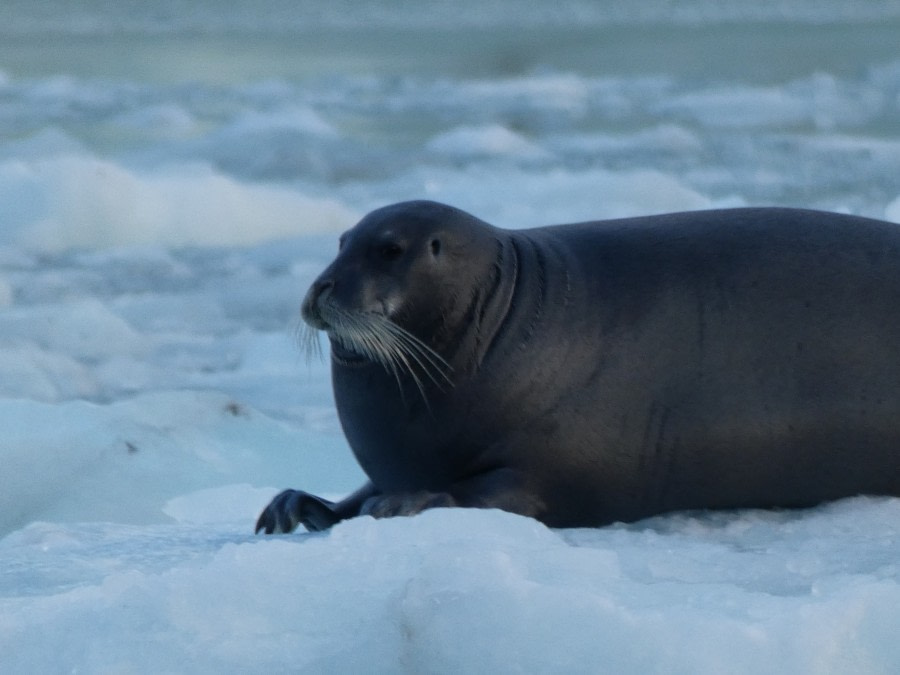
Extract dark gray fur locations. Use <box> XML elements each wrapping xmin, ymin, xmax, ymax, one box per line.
<box><xmin>256</xmin><ymin>200</ymin><xmax>900</xmax><ymax>533</ymax></box>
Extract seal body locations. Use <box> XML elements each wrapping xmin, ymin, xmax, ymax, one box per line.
<box><xmin>256</xmin><ymin>201</ymin><xmax>900</xmax><ymax>533</ymax></box>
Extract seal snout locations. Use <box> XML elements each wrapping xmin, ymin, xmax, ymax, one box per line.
<box><xmin>301</xmin><ymin>278</ymin><xmax>334</xmax><ymax>330</ymax></box>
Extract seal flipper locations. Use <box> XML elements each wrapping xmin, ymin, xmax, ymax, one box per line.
<box><xmin>254</xmin><ymin>489</ymin><xmax>336</xmax><ymax>533</ymax></box>
<box><xmin>359</xmin><ymin>468</ymin><xmax>545</xmax><ymax>521</ymax></box>
<box><xmin>450</xmin><ymin>466</ymin><xmax>546</xmax><ymax>520</ymax></box>
<box><xmin>255</xmin><ymin>482</ymin><xmax>379</xmax><ymax>534</ymax></box>
<box><xmin>360</xmin><ymin>490</ymin><xmax>457</xmax><ymax>518</ymax></box>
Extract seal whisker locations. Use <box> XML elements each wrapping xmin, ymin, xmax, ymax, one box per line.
<box><xmin>384</xmin><ymin>339</ymin><xmax>427</xmax><ymax>404</ymax></box>
<box><xmin>377</xmin><ymin>328</ymin><xmax>447</xmax><ymax>397</ymax></box>
<box><xmin>318</xmin><ymin>305</ymin><xmax>450</xmax><ymax>405</ymax></box>
<box><xmin>357</xmin><ymin>315</ymin><xmax>430</xmax><ymax>403</ymax></box>
<box><xmin>377</xmin><ymin>319</ymin><xmax>453</xmax><ymax>388</ymax></box>
<box><xmin>295</xmin><ymin>321</ymin><xmax>323</xmax><ymax>363</ymax></box>
<box><xmin>390</xmin><ymin>335</ymin><xmax>452</xmax><ymax>391</ymax></box>
<box><xmin>361</xmin><ymin>316</ymin><xmax>431</xmax><ymax>406</ymax></box>
<box><xmin>379</xmin><ymin>319</ymin><xmax>451</xmax><ymax>371</ymax></box>
<box><xmin>363</xmin><ymin>326</ymin><xmax>410</xmax><ymax>400</ymax></box>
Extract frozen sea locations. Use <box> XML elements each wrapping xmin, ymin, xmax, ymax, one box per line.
<box><xmin>2</xmin><ymin>1</ymin><xmax>900</xmax><ymax>672</ymax></box>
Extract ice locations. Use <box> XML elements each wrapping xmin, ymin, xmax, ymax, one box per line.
<box><xmin>886</xmin><ymin>195</ymin><xmax>900</xmax><ymax>223</ymax></box>
<box><xmin>426</xmin><ymin>124</ymin><xmax>550</xmax><ymax>162</ymax></box>
<box><xmin>654</xmin><ymin>86</ymin><xmax>811</xmax><ymax>128</ymax></box>
<box><xmin>2</xmin><ymin>1</ymin><xmax>900</xmax><ymax>672</ymax></box>
<box><xmin>0</xmin><ymin>343</ymin><xmax>98</xmax><ymax>401</ymax></box>
<box><xmin>0</xmin><ymin>297</ymin><xmax>146</xmax><ymax>361</ymax></box>
<box><xmin>0</xmin><ymin>155</ymin><xmax>357</xmax><ymax>251</ymax></box>
<box><xmin>340</xmin><ymin>165</ymin><xmax>715</xmax><ymax>229</ymax></box>
<box><xmin>111</xmin><ymin>103</ymin><xmax>198</xmax><ymax>137</ymax></box>
<box><xmin>0</xmin><ymin>390</ymin><xmax>363</xmax><ymax>536</ymax></box>
<box><xmin>2</xmin><ymin>506</ymin><xmax>900</xmax><ymax>673</ymax></box>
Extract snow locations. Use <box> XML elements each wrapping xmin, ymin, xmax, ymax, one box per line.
<box><xmin>2</xmin><ymin>0</ymin><xmax>900</xmax><ymax>672</ymax></box>
<box><xmin>3</xmin><ymin>505</ymin><xmax>900</xmax><ymax>673</ymax></box>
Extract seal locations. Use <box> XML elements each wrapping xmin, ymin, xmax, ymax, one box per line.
<box><xmin>256</xmin><ymin>200</ymin><xmax>900</xmax><ymax>534</ymax></box>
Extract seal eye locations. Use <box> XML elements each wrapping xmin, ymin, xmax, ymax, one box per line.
<box><xmin>430</xmin><ymin>239</ymin><xmax>441</xmax><ymax>256</ymax></box>
<box><xmin>379</xmin><ymin>242</ymin><xmax>404</xmax><ymax>261</ymax></box>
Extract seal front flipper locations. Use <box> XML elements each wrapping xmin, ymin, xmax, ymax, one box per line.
<box><xmin>361</xmin><ymin>491</ymin><xmax>457</xmax><ymax>519</ymax></box>
<box><xmin>255</xmin><ymin>489</ymin><xmax>338</xmax><ymax>534</ymax></box>
<box><xmin>360</xmin><ymin>468</ymin><xmax>545</xmax><ymax>521</ymax></box>
<box><xmin>255</xmin><ymin>482</ymin><xmax>379</xmax><ymax>534</ymax></box>
<box><xmin>451</xmin><ymin>466</ymin><xmax>546</xmax><ymax>520</ymax></box>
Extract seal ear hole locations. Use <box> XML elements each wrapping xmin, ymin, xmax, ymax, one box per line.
<box><xmin>430</xmin><ymin>239</ymin><xmax>441</xmax><ymax>256</ymax></box>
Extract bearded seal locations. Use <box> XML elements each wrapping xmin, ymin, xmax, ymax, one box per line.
<box><xmin>256</xmin><ymin>200</ymin><xmax>900</xmax><ymax>533</ymax></box>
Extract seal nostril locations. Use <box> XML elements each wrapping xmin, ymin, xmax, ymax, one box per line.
<box><xmin>309</xmin><ymin>279</ymin><xmax>334</xmax><ymax>305</ymax></box>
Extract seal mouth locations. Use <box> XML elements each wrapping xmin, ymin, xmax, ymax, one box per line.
<box><xmin>329</xmin><ymin>337</ymin><xmax>369</xmax><ymax>366</ymax></box>
<box><xmin>303</xmin><ymin>304</ymin><xmax>453</xmax><ymax>400</ymax></box>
